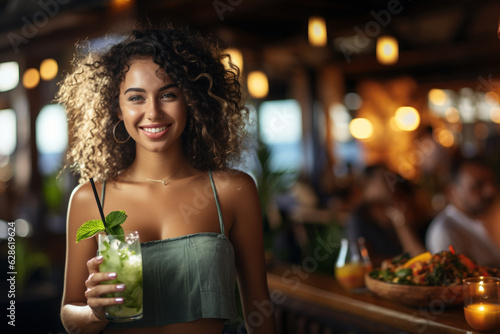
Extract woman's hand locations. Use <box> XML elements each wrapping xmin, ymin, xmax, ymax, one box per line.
<box><xmin>84</xmin><ymin>255</ymin><xmax>125</xmax><ymax>321</ymax></box>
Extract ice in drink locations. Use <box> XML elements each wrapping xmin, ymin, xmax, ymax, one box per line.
<box><xmin>98</xmin><ymin>231</ymin><xmax>143</xmax><ymax>321</ymax></box>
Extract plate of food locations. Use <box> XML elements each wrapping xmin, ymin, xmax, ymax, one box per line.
<box><xmin>365</xmin><ymin>247</ymin><xmax>500</xmax><ymax>308</ymax></box>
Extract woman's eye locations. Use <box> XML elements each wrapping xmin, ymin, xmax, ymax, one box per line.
<box><xmin>161</xmin><ymin>92</ymin><xmax>177</xmax><ymax>99</ymax></box>
<box><xmin>128</xmin><ymin>95</ymin><xmax>144</xmax><ymax>102</ymax></box>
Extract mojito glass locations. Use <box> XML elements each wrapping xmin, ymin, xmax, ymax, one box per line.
<box><xmin>98</xmin><ymin>231</ymin><xmax>143</xmax><ymax>321</ymax></box>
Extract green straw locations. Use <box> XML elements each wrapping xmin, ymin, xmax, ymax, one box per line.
<box><xmin>90</xmin><ymin>177</ymin><xmax>108</xmax><ymax>232</ymax></box>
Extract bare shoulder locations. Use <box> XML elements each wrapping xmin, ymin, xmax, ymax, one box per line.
<box><xmin>210</xmin><ymin>169</ymin><xmax>258</xmax><ymax>196</ymax></box>
<box><xmin>211</xmin><ymin>169</ymin><xmax>261</xmax><ymax>226</ymax></box>
<box><xmin>69</xmin><ymin>182</ymin><xmax>96</xmax><ymax>208</ymax></box>
<box><xmin>67</xmin><ymin>182</ymin><xmax>105</xmax><ymax>225</ymax></box>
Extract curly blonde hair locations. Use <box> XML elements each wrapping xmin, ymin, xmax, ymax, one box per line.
<box><xmin>57</xmin><ymin>25</ymin><xmax>248</xmax><ymax>183</ymax></box>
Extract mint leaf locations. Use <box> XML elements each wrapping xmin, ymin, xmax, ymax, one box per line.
<box><xmin>76</xmin><ymin>219</ymin><xmax>105</xmax><ymax>243</ymax></box>
<box><xmin>75</xmin><ymin>210</ymin><xmax>128</xmax><ymax>243</ymax></box>
<box><xmin>104</xmin><ymin>211</ymin><xmax>126</xmax><ymax>241</ymax></box>
<box><xmin>107</xmin><ymin>225</ymin><xmax>125</xmax><ymax>241</ymax></box>
<box><xmin>105</xmin><ymin>211</ymin><xmax>127</xmax><ymax>228</ymax></box>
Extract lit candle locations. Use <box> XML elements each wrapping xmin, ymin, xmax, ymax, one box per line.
<box><xmin>464</xmin><ymin>303</ymin><xmax>500</xmax><ymax>331</ymax></box>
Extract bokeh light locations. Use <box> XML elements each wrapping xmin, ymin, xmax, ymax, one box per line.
<box><xmin>36</xmin><ymin>104</ymin><xmax>68</xmax><ymax>154</ymax></box>
<box><xmin>428</xmin><ymin>89</ymin><xmax>448</xmax><ymax>106</ymax></box>
<box><xmin>15</xmin><ymin>219</ymin><xmax>32</xmax><ymax>238</ymax></box>
<box><xmin>344</xmin><ymin>92</ymin><xmax>362</xmax><ymax>110</ymax></box>
<box><xmin>40</xmin><ymin>58</ymin><xmax>58</xmax><ymax>81</ymax></box>
<box><xmin>485</xmin><ymin>91</ymin><xmax>499</xmax><ymax>104</ymax></box>
<box><xmin>308</xmin><ymin>17</ymin><xmax>327</xmax><ymax>47</ymax></box>
<box><xmin>394</xmin><ymin>106</ymin><xmax>420</xmax><ymax>131</ymax></box>
<box><xmin>247</xmin><ymin>71</ymin><xmax>269</xmax><ymax>99</ymax></box>
<box><xmin>435</xmin><ymin>129</ymin><xmax>454</xmax><ymax>147</ymax></box>
<box><xmin>490</xmin><ymin>107</ymin><xmax>500</xmax><ymax>123</ymax></box>
<box><xmin>376</xmin><ymin>36</ymin><xmax>398</xmax><ymax>65</ymax></box>
<box><xmin>444</xmin><ymin>107</ymin><xmax>460</xmax><ymax>123</ymax></box>
<box><xmin>223</xmin><ymin>48</ymin><xmax>243</xmax><ymax>72</ymax></box>
<box><xmin>110</xmin><ymin>0</ymin><xmax>134</xmax><ymax>11</ymax></box>
<box><xmin>0</xmin><ymin>109</ymin><xmax>16</xmax><ymax>156</ymax></box>
<box><xmin>0</xmin><ymin>62</ymin><xmax>19</xmax><ymax>92</ymax></box>
<box><xmin>22</xmin><ymin>68</ymin><xmax>40</xmax><ymax>89</ymax></box>
<box><xmin>349</xmin><ymin>118</ymin><xmax>373</xmax><ymax>140</ymax></box>
<box><xmin>330</xmin><ymin>103</ymin><xmax>352</xmax><ymax>142</ymax></box>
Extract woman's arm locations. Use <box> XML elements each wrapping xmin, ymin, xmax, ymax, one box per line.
<box><xmin>61</xmin><ymin>184</ymin><xmax>122</xmax><ymax>334</ymax></box>
<box><xmin>226</xmin><ymin>172</ymin><xmax>277</xmax><ymax>334</ymax></box>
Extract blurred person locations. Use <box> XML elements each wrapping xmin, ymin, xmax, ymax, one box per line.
<box><xmin>426</xmin><ymin>157</ymin><xmax>500</xmax><ymax>268</ymax></box>
<box><xmin>346</xmin><ymin>164</ymin><xmax>428</xmax><ymax>267</ymax></box>
<box><xmin>58</xmin><ymin>25</ymin><xmax>276</xmax><ymax>334</ymax></box>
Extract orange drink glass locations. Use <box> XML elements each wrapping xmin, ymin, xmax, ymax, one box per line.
<box><xmin>335</xmin><ymin>238</ymin><xmax>371</xmax><ymax>291</ymax></box>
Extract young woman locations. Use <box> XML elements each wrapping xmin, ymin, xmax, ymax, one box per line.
<box><xmin>59</xmin><ymin>26</ymin><xmax>276</xmax><ymax>334</ymax></box>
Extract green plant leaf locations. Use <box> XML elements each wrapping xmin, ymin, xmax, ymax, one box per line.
<box><xmin>76</xmin><ymin>210</ymin><xmax>128</xmax><ymax>243</ymax></box>
<box><xmin>108</xmin><ymin>225</ymin><xmax>125</xmax><ymax>240</ymax></box>
<box><xmin>105</xmin><ymin>211</ymin><xmax>127</xmax><ymax>228</ymax></box>
<box><xmin>76</xmin><ymin>219</ymin><xmax>105</xmax><ymax>243</ymax></box>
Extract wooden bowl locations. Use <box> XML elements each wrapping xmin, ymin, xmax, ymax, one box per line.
<box><xmin>364</xmin><ymin>274</ymin><xmax>463</xmax><ymax>308</ymax></box>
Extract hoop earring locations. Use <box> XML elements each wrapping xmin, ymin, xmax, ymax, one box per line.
<box><xmin>113</xmin><ymin>120</ymin><xmax>130</xmax><ymax>144</ymax></box>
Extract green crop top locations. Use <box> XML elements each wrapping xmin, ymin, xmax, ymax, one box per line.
<box><xmin>104</xmin><ymin>171</ymin><xmax>237</xmax><ymax>329</ymax></box>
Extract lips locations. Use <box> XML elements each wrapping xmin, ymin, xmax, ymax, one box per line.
<box><xmin>139</xmin><ymin>124</ymin><xmax>170</xmax><ymax>139</ymax></box>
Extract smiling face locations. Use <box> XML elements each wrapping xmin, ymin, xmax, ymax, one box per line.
<box><xmin>118</xmin><ymin>57</ymin><xmax>187</xmax><ymax>154</ymax></box>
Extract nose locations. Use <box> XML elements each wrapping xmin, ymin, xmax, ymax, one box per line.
<box><xmin>145</xmin><ymin>98</ymin><xmax>163</xmax><ymax>120</ymax></box>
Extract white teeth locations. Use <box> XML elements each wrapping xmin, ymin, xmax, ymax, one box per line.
<box><xmin>143</xmin><ymin>126</ymin><xmax>167</xmax><ymax>133</ymax></box>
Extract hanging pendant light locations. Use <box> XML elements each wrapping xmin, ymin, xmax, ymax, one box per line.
<box><xmin>247</xmin><ymin>71</ymin><xmax>268</xmax><ymax>99</ymax></box>
<box><xmin>23</xmin><ymin>68</ymin><xmax>40</xmax><ymax>89</ymax></box>
<box><xmin>308</xmin><ymin>17</ymin><xmax>327</xmax><ymax>47</ymax></box>
<box><xmin>376</xmin><ymin>36</ymin><xmax>398</xmax><ymax>65</ymax></box>
<box><xmin>40</xmin><ymin>58</ymin><xmax>58</xmax><ymax>81</ymax></box>
<box><xmin>223</xmin><ymin>48</ymin><xmax>243</xmax><ymax>72</ymax></box>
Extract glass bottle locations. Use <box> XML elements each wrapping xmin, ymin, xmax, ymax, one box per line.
<box><xmin>335</xmin><ymin>237</ymin><xmax>371</xmax><ymax>291</ymax></box>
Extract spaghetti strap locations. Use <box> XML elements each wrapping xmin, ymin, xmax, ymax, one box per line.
<box><xmin>208</xmin><ymin>171</ymin><xmax>225</xmax><ymax>236</ymax></box>
<box><xmin>101</xmin><ymin>180</ymin><xmax>106</xmax><ymax>208</ymax></box>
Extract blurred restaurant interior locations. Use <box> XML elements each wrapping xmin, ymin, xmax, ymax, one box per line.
<box><xmin>1</xmin><ymin>0</ymin><xmax>500</xmax><ymax>333</ymax></box>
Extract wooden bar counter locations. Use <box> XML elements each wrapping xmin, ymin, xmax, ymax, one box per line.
<box><xmin>267</xmin><ymin>263</ymin><xmax>484</xmax><ymax>334</ymax></box>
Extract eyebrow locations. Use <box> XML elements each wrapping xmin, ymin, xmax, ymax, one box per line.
<box><xmin>124</xmin><ymin>83</ymin><xmax>178</xmax><ymax>95</ymax></box>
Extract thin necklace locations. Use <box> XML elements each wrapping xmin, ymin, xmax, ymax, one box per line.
<box><xmin>130</xmin><ymin>166</ymin><xmax>183</xmax><ymax>186</ymax></box>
